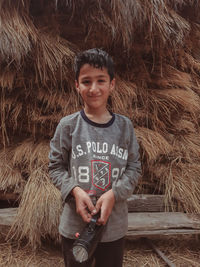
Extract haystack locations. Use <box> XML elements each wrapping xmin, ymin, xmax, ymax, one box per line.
<box><xmin>1</xmin><ymin>0</ymin><xmax>200</xmax><ymax>248</ymax></box>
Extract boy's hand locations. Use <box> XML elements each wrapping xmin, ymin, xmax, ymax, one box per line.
<box><xmin>72</xmin><ymin>187</ymin><xmax>96</xmax><ymax>223</ymax></box>
<box><xmin>94</xmin><ymin>189</ymin><xmax>115</xmax><ymax>225</ymax></box>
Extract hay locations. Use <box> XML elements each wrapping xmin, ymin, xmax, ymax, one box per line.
<box><xmin>0</xmin><ymin>240</ymin><xmax>64</xmax><ymax>267</ymax></box>
<box><xmin>59</xmin><ymin>0</ymin><xmax>190</xmax><ymax>50</ymax></box>
<box><xmin>152</xmin><ymin>88</ymin><xmax>200</xmax><ymax>115</ymax></box>
<box><xmin>152</xmin><ymin>65</ymin><xmax>193</xmax><ymax>90</ymax></box>
<box><xmin>8</xmin><ymin>167</ymin><xmax>62</xmax><ymax>249</ymax></box>
<box><xmin>0</xmin><ymin>69</ymin><xmax>16</xmax><ymax>89</ymax></box>
<box><xmin>150</xmin><ymin>161</ymin><xmax>200</xmax><ymax>212</ymax></box>
<box><xmin>135</xmin><ymin>127</ymin><xmax>173</xmax><ymax>163</ymax></box>
<box><xmin>0</xmin><ymin>149</ymin><xmax>24</xmax><ymax>193</ymax></box>
<box><xmin>1</xmin><ymin>93</ymin><xmax>23</xmax><ymax>132</ymax></box>
<box><xmin>1</xmin><ymin>235</ymin><xmax>200</xmax><ymax>267</ymax></box>
<box><xmin>36</xmin><ymin>87</ymin><xmax>80</xmax><ymax>117</ymax></box>
<box><xmin>111</xmin><ymin>78</ymin><xmax>137</xmax><ymax>118</ymax></box>
<box><xmin>12</xmin><ymin>139</ymin><xmax>50</xmax><ymax>173</ymax></box>
<box><xmin>33</xmin><ymin>33</ymin><xmax>75</xmax><ymax>86</ymax></box>
<box><xmin>172</xmin><ymin>133</ymin><xmax>200</xmax><ymax>161</ymax></box>
<box><xmin>0</xmin><ymin>1</ymin><xmax>37</xmax><ymax>64</ymax></box>
<box><xmin>124</xmin><ymin>236</ymin><xmax>200</xmax><ymax>267</ymax></box>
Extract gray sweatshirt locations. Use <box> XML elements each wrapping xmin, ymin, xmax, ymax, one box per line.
<box><xmin>49</xmin><ymin>110</ymin><xmax>141</xmax><ymax>242</ymax></box>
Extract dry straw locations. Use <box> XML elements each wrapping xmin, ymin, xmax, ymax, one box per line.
<box><xmin>0</xmin><ymin>70</ymin><xmax>16</xmax><ymax>89</ymax></box>
<box><xmin>172</xmin><ymin>133</ymin><xmax>200</xmax><ymax>161</ymax></box>
<box><xmin>33</xmin><ymin>33</ymin><xmax>75</xmax><ymax>86</ymax></box>
<box><xmin>0</xmin><ymin>149</ymin><xmax>24</xmax><ymax>193</ymax></box>
<box><xmin>135</xmin><ymin>127</ymin><xmax>173</xmax><ymax>163</ymax></box>
<box><xmin>0</xmin><ymin>1</ymin><xmax>37</xmax><ymax>64</ymax></box>
<box><xmin>8</xmin><ymin>167</ymin><xmax>62</xmax><ymax>249</ymax></box>
<box><xmin>12</xmin><ymin>139</ymin><xmax>50</xmax><ymax>173</ymax></box>
<box><xmin>111</xmin><ymin>78</ymin><xmax>137</xmax><ymax>118</ymax></box>
<box><xmin>150</xmin><ymin>161</ymin><xmax>200</xmax><ymax>213</ymax></box>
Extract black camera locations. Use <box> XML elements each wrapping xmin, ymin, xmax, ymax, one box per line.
<box><xmin>72</xmin><ymin>213</ymin><xmax>104</xmax><ymax>263</ymax></box>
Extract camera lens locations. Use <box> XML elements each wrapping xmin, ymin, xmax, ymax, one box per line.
<box><xmin>73</xmin><ymin>245</ymin><xmax>88</xmax><ymax>263</ymax></box>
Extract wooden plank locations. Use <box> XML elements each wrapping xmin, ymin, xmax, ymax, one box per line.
<box><xmin>127</xmin><ymin>194</ymin><xmax>175</xmax><ymax>212</ymax></box>
<box><xmin>0</xmin><ymin>192</ymin><xmax>19</xmax><ymax>201</ymax></box>
<box><xmin>128</xmin><ymin>212</ymin><xmax>200</xmax><ymax>231</ymax></box>
<box><xmin>1</xmin><ymin>208</ymin><xmax>200</xmax><ymax>238</ymax></box>
<box><xmin>126</xmin><ymin>229</ymin><xmax>200</xmax><ymax>237</ymax></box>
<box><xmin>0</xmin><ymin>208</ymin><xmax>17</xmax><ymax>226</ymax></box>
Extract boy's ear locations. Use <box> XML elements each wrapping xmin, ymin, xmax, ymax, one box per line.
<box><xmin>75</xmin><ymin>80</ymin><xmax>80</xmax><ymax>93</ymax></box>
<box><xmin>110</xmin><ymin>78</ymin><xmax>115</xmax><ymax>92</ymax></box>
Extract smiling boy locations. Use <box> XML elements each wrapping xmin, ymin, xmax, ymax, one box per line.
<box><xmin>49</xmin><ymin>48</ymin><xmax>141</xmax><ymax>267</ymax></box>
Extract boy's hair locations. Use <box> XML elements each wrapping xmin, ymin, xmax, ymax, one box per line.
<box><xmin>74</xmin><ymin>48</ymin><xmax>114</xmax><ymax>81</ymax></box>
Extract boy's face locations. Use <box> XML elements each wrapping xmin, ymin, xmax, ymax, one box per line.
<box><xmin>75</xmin><ymin>64</ymin><xmax>115</xmax><ymax>112</ymax></box>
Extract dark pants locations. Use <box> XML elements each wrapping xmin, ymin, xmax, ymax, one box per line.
<box><xmin>61</xmin><ymin>235</ymin><xmax>125</xmax><ymax>267</ymax></box>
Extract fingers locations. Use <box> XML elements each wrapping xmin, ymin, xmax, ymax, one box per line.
<box><xmin>98</xmin><ymin>207</ymin><xmax>108</xmax><ymax>225</ymax></box>
<box><xmin>72</xmin><ymin>187</ymin><xmax>96</xmax><ymax>223</ymax></box>
<box><xmin>93</xmin><ymin>201</ymin><xmax>101</xmax><ymax>215</ymax></box>
<box><xmin>77</xmin><ymin>199</ymin><xmax>95</xmax><ymax>223</ymax></box>
<box><xmin>95</xmin><ymin>190</ymin><xmax>115</xmax><ymax>225</ymax></box>
<box><xmin>86</xmin><ymin>198</ymin><xmax>97</xmax><ymax>215</ymax></box>
<box><xmin>78</xmin><ymin>205</ymin><xmax>92</xmax><ymax>223</ymax></box>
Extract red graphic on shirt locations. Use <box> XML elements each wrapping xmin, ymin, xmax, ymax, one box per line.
<box><xmin>91</xmin><ymin>160</ymin><xmax>111</xmax><ymax>191</ymax></box>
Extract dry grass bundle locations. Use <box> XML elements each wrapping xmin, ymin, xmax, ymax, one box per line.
<box><xmin>152</xmin><ymin>65</ymin><xmax>192</xmax><ymax>90</ymax></box>
<box><xmin>133</xmin><ymin>0</ymin><xmax>191</xmax><ymax>47</ymax></box>
<box><xmin>111</xmin><ymin>78</ymin><xmax>137</xmax><ymax>118</ymax></box>
<box><xmin>152</xmin><ymin>88</ymin><xmax>200</xmax><ymax>115</ymax></box>
<box><xmin>0</xmin><ymin>93</ymin><xmax>23</xmax><ymax>132</ymax></box>
<box><xmin>37</xmin><ymin>87</ymin><xmax>80</xmax><ymax>116</ymax></box>
<box><xmin>0</xmin><ymin>88</ymin><xmax>9</xmax><ymax>146</ymax></box>
<box><xmin>24</xmin><ymin>87</ymin><xmax>81</xmax><ymax>138</ymax></box>
<box><xmin>0</xmin><ymin>149</ymin><xmax>24</xmax><ymax>193</ymax></box>
<box><xmin>0</xmin><ymin>0</ymin><xmax>37</xmax><ymax>64</ymax></box>
<box><xmin>172</xmin><ymin>133</ymin><xmax>200</xmax><ymax>161</ymax></box>
<box><xmin>0</xmin><ymin>69</ymin><xmax>16</xmax><ymax>89</ymax></box>
<box><xmin>8</xmin><ymin>167</ymin><xmax>62</xmax><ymax>249</ymax></box>
<box><xmin>135</xmin><ymin>127</ymin><xmax>173</xmax><ymax>163</ymax></box>
<box><xmin>182</xmin><ymin>52</ymin><xmax>200</xmax><ymax>75</ymax></box>
<box><xmin>173</xmin><ymin>118</ymin><xmax>197</xmax><ymax>134</ymax></box>
<box><xmin>150</xmin><ymin>161</ymin><xmax>200</xmax><ymax>212</ymax></box>
<box><xmin>12</xmin><ymin>139</ymin><xmax>50</xmax><ymax>173</ymax></box>
<box><xmin>33</xmin><ymin>33</ymin><xmax>75</xmax><ymax>86</ymax></box>
<box><xmin>110</xmin><ymin>0</ymin><xmax>190</xmax><ymax>48</ymax></box>
<box><xmin>61</xmin><ymin>0</ymin><xmax>191</xmax><ymax>51</ymax></box>
<box><xmin>132</xmin><ymin>89</ymin><xmax>195</xmax><ymax>135</ymax></box>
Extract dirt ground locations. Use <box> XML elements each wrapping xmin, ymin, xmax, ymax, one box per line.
<box><xmin>0</xmin><ymin>234</ymin><xmax>200</xmax><ymax>267</ymax></box>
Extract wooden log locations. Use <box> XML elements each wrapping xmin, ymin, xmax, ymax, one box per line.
<box><xmin>128</xmin><ymin>212</ymin><xmax>200</xmax><ymax>231</ymax></box>
<box><xmin>127</xmin><ymin>212</ymin><xmax>200</xmax><ymax>237</ymax></box>
<box><xmin>127</xmin><ymin>194</ymin><xmax>175</xmax><ymax>212</ymax></box>
<box><xmin>0</xmin><ymin>191</ymin><xmax>19</xmax><ymax>201</ymax></box>
<box><xmin>126</xmin><ymin>229</ymin><xmax>200</xmax><ymax>237</ymax></box>
<box><xmin>0</xmin><ymin>208</ymin><xmax>17</xmax><ymax>226</ymax></box>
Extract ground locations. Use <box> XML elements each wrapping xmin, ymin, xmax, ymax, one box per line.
<box><xmin>1</xmin><ymin>234</ymin><xmax>200</xmax><ymax>267</ymax></box>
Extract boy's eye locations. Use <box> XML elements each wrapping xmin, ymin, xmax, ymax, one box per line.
<box><xmin>98</xmin><ymin>79</ymin><xmax>105</xmax><ymax>83</ymax></box>
<box><xmin>82</xmin><ymin>80</ymin><xmax>90</xmax><ymax>84</ymax></box>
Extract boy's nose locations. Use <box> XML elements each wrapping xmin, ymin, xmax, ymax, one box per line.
<box><xmin>89</xmin><ymin>82</ymin><xmax>98</xmax><ymax>93</ymax></box>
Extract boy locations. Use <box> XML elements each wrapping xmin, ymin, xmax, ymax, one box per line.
<box><xmin>49</xmin><ymin>48</ymin><xmax>141</xmax><ymax>267</ymax></box>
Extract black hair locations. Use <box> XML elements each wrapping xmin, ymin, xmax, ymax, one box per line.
<box><xmin>74</xmin><ymin>48</ymin><xmax>115</xmax><ymax>81</ymax></box>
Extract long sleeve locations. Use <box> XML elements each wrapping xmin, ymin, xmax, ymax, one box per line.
<box><xmin>48</xmin><ymin>121</ymin><xmax>79</xmax><ymax>202</ymax></box>
<box><xmin>112</xmin><ymin>123</ymin><xmax>141</xmax><ymax>201</ymax></box>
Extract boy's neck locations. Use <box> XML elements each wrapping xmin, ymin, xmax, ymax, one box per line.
<box><xmin>83</xmin><ymin>107</ymin><xmax>112</xmax><ymax>124</ymax></box>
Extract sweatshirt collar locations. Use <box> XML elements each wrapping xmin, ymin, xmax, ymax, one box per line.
<box><xmin>80</xmin><ymin>109</ymin><xmax>115</xmax><ymax>128</ymax></box>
